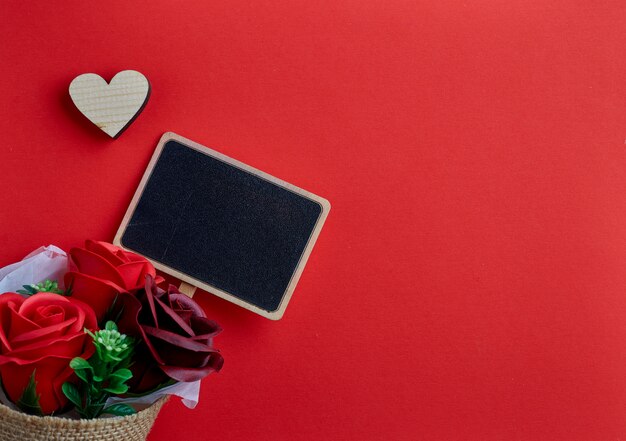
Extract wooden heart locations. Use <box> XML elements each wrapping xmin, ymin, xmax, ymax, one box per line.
<box><xmin>69</xmin><ymin>70</ymin><xmax>150</xmax><ymax>138</ymax></box>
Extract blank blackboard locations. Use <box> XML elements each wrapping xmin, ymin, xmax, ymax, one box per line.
<box><xmin>114</xmin><ymin>132</ymin><xmax>330</xmax><ymax>319</ymax></box>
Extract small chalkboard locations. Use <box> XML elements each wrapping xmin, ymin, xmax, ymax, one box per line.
<box><xmin>114</xmin><ymin>132</ymin><xmax>330</xmax><ymax>320</ymax></box>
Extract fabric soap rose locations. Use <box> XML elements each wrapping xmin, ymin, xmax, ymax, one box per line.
<box><xmin>117</xmin><ymin>276</ymin><xmax>223</xmax><ymax>393</ymax></box>
<box><xmin>0</xmin><ymin>293</ymin><xmax>97</xmax><ymax>414</ymax></box>
<box><xmin>65</xmin><ymin>240</ymin><xmax>163</xmax><ymax>322</ymax></box>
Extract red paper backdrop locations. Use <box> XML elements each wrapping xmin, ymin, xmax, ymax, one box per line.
<box><xmin>2</xmin><ymin>1</ymin><xmax>626</xmax><ymax>439</ymax></box>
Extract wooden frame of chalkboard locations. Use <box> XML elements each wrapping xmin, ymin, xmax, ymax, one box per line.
<box><xmin>113</xmin><ymin>132</ymin><xmax>330</xmax><ymax>320</ymax></box>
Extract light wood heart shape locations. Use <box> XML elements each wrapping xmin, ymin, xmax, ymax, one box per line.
<box><xmin>69</xmin><ymin>70</ymin><xmax>150</xmax><ymax>138</ymax></box>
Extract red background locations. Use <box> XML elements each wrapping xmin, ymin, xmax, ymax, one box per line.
<box><xmin>2</xmin><ymin>1</ymin><xmax>626</xmax><ymax>439</ymax></box>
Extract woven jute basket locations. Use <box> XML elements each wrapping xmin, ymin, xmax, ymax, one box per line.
<box><xmin>0</xmin><ymin>397</ymin><xmax>167</xmax><ymax>441</ymax></box>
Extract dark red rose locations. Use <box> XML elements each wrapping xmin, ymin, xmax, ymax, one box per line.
<box><xmin>0</xmin><ymin>293</ymin><xmax>97</xmax><ymax>414</ymax></box>
<box><xmin>116</xmin><ymin>276</ymin><xmax>223</xmax><ymax>393</ymax></box>
<box><xmin>65</xmin><ymin>240</ymin><xmax>163</xmax><ymax>322</ymax></box>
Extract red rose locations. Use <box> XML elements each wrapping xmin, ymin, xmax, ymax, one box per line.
<box><xmin>65</xmin><ymin>240</ymin><xmax>163</xmax><ymax>322</ymax></box>
<box><xmin>117</xmin><ymin>276</ymin><xmax>223</xmax><ymax>393</ymax></box>
<box><xmin>0</xmin><ymin>293</ymin><xmax>97</xmax><ymax>414</ymax></box>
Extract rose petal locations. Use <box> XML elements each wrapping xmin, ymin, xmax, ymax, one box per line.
<box><xmin>9</xmin><ymin>305</ymin><xmax>40</xmax><ymax>340</ymax></box>
<box><xmin>143</xmin><ymin>276</ymin><xmax>160</xmax><ymax>328</ymax></box>
<box><xmin>65</xmin><ymin>272</ymin><xmax>123</xmax><ymax>323</ymax></box>
<box><xmin>128</xmin><ymin>355</ymin><xmax>170</xmax><ymax>394</ymax></box>
<box><xmin>85</xmin><ymin>240</ymin><xmax>127</xmax><ymax>266</ymax></box>
<box><xmin>114</xmin><ymin>293</ymin><xmax>143</xmax><ymax>337</ymax></box>
<box><xmin>153</xmin><ymin>295</ymin><xmax>195</xmax><ymax>337</ymax></box>
<box><xmin>117</xmin><ymin>261</ymin><xmax>152</xmax><ymax>291</ymax></box>
<box><xmin>69</xmin><ymin>247</ymin><xmax>126</xmax><ymax>288</ymax></box>
<box><xmin>19</xmin><ymin>293</ymin><xmax>70</xmax><ymax>315</ymax></box>
<box><xmin>114</xmin><ymin>293</ymin><xmax>167</xmax><ymax>366</ymax></box>
<box><xmin>169</xmin><ymin>293</ymin><xmax>206</xmax><ymax>318</ymax></box>
<box><xmin>10</xmin><ymin>317</ymin><xmax>77</xmax><ymax>348</ymax></box>
<box><xmin>124</xmin><ymin>250</ymin><xmax>154</xmax><ymax>265</ymax></box>
<box><xmin>68</xmin><ymin>297</ymin><xmax>98</xmax><ymax>331</ymax></box>
<box><xmin>0</xmin><ymin>294</ymin><xmax>24</xmax><ymax>352</ymax></box>
<box><xmin>0</xmin><ymin>356</ymin><xmax>70</xmax><ymax>414</ymax></box>
<box><xmin>190</xmin><ymin>316</ymin><xmax>222</xmax><ymax>338</ymax></box>
<box><xmin>0</xmin><ymin>337</ymin><xmax>95</xmax><ymax>415</ymax></box>
<box><xmin>173</xmin><ymin>309</ymin><xmax>193</xmax><ymax>325</ymax></box>
<box><xmin>19</xmin><ymin>293</ymin><xmax>88</xmax><ymax>335</ymax></box>
<box><xmin>159</xmin><ymin>354</ymin><xmax>224</xmax><ymax>382</ymax></box>
<box><xmin>34</xmin><ymin>307</ymin><xmax>65</xmax><ymax>327</ymax></box>
<box><xmin>142</xmin><ymin>326</ymin><xmax>210</xmax><ymax>352</ymax></box>
<box><xmin>5</xmin><ymin>332</ymin><xmax>88</xmax><ymax>361</ymax></box>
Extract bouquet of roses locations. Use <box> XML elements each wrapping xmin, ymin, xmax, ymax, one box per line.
<box><xmin>0</xmin><ymin>241</ymin><xmax>223</xmax><ymax>419</ymax></box>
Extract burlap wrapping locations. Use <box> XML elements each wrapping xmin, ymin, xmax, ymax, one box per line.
<box><xmin>0</xmin><ymin>397</ymin><xmax>167</xmax><ymax>441</ymax></box>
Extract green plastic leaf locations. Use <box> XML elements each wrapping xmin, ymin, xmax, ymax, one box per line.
<box><xmin>104</xmin><ymin>354</ymin><xmax>123</xmax><ymax>363</ymax></box>
<box><xmin>62</xmin><ymin>382</ymin><xmax>82</xmax><ymax>408</ymax></box>
<box><xmin>74</xmin><ymin>368</ymin><xmax>88</xmax><ymax>383</ymax></box>
<box><xmin>16</xmin><ymin>370</ymin><xmax>42</xmax><ymax>416</ymax></box>
<box><xmin>103</xmin><ymin>384</ymin><xmax>129</xmax><ymax>395</ymax></box>
<box><xmin>109</xmin><ymin>368</ymin><xmax>133</xmax><ymax>383</ymax></box>
<box><xmin>103</xmin><ymin>403</ymin><xmax>136</xmax><ymax>417</ymax></box>
<box><xmin>69</xmin><ymin>357</ymin><xmax>92</xmax><ymax>372</ymax></box>
<box><xmin>17</xmin><ymin>285</ymin><xmax>38</xmax><ymax>295</ymax></box>
<box><xmin>69</xmin><ymin>357</ymin><xmax>92</xmax><ymax>383</ymax></box>
<box><xmin>16</xmin><ymin>280</ymin><xmax>64</xmax><ymax>296</ymax></box>
<box><xmin>65</xmin><ymin>320</ymin><xmax>137</xmax><ymax>418</ymax></box>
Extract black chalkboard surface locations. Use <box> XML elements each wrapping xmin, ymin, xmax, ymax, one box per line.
<box><xmin>114</xmin><ymin>132</ymin><xmax>330</xmax><ymax>319</ymax></box>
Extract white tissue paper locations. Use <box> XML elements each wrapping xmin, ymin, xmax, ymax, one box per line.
<box><xmin>0</xmin><ymin>245</ymin><xmax>68</xmax><ymax>293</ymax></box>
<box><xmin>106</xmin><ymin>380</ymin><xmax>201</xmax><ymax>410</ymax></box>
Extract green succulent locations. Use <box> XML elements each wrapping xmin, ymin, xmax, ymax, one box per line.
<box><xmin>16</xmin><ymin>279</ymin><xmax>65</xmax><ymax>295</ymax></box>
<box><xmin>62</xmin><ymin>321</ymin><xmax>136</xmax><ymax>418</ymax></box>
